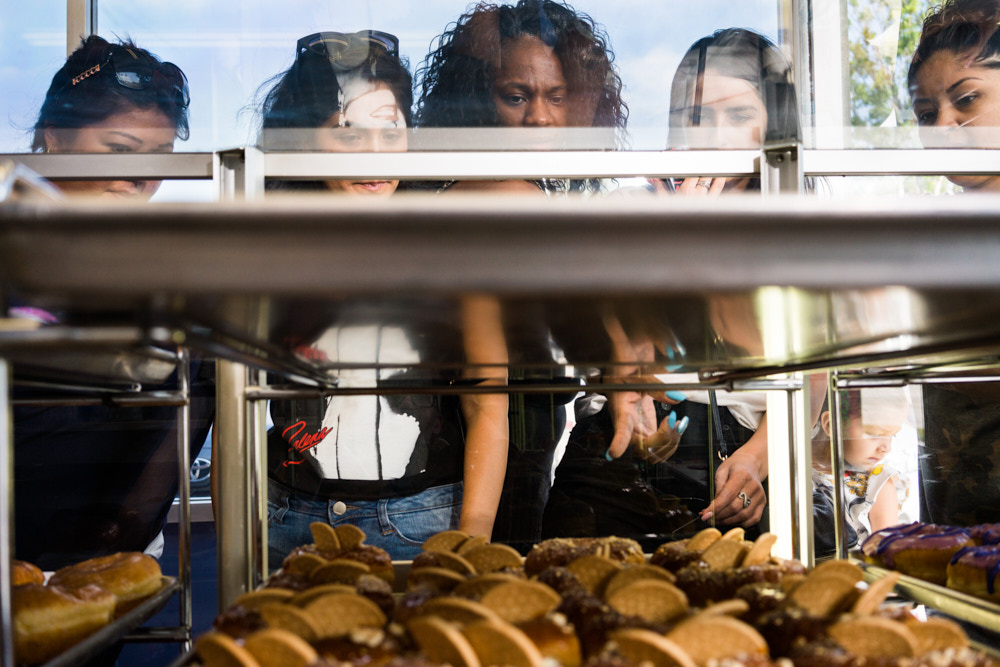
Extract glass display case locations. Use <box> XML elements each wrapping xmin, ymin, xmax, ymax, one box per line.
<box><xmin>4</xmin><ymin>0</ymin><xmax>1000</xmax><ymax>663</ymax></box>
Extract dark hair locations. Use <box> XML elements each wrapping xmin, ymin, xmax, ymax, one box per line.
<box><xmin>257</xmin><ymin>36</ymin><xmax>413</xmax><ymax>142</ymax></box>
<box><xmin>415</xmin><ymin>0</ymin><xmax>627</xmax><ymax>141</ymax></box>
<box><xmin>32</xmin><ymin>35</ymin><xmax>190</xmax><ymax>152</ymax></box>
<box><xmin>907</xmin><ymin>0</ymin><xmax>1000</xmax><ymax>93</ymax></box>
<box><xmin>669</xmin><ymin>28</ymin><xmax>798</xmax><ymax>146</ymax></box>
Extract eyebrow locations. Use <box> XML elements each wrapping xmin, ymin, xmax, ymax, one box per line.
<box><xmin>947</xmin><ymin>76</ymin><xmax>982</xmax><ymax>94</ymax></box>
<box><xmin>106</xmin><ymin>130</ymin><xmax>144</xmax><ymax>145</ymax></box>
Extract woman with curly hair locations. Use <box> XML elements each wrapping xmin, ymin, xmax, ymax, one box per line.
<box><xmin>415</xmin><ymin>0</ymin><xmax>627</xmax><ymax>193</ymax></box>
<box><xmin>908</xmin><ymin>0</ymin><xmax>1000</xmax><ymax>193</ymax></box>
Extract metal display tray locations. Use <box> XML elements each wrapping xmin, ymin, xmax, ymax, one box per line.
<box><xmin>853</xmin><ymin>558</ymin><xmax>1000</xmax><ymax>635</ymax></box>
<box><xmin>38</xmin><ymin>577</ymin><xmax>179</xmax><ymax>667</ymax></box>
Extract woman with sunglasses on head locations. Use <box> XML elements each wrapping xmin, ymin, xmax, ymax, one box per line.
<box><xmin>255</xmin><ymin>30</ymin><xmax>410</xmax><ymax>195</ymax></box>
<box><xmin>31</xmin><ymin>35</ymin><xmax>190</xmax><ymax>198</ymax></box>
<box><xmin>254</xmin><ymin>32</ymin><xmax>508</xmax><ymax>563</ymax></box>
<box><xmin>415</xmin><ymin>0</ymin><xmax>627</xmax><ymax>194</ymax></box>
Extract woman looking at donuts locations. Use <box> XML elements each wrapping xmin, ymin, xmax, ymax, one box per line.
<box><xmin>660</xmin><ymin>28</ymin><xmax>799</xmax><ymax>195</ymax></box>
<box><xmin>255</xmin><ymin>32</ymin><xmax>508</xmax><ymax>563</ymax></box>
<box><xmin>256</xmin><ymin>30</ymin><xmax>410</xmax><ymax>195</ymax></box>
<box><xmin>415</xmin><ymin>0</ymin><xmax>627</xmax><ymax>194</ymax></box>
<box><xmin>31</xmin><ymin>35</ymin><xmax>190</xmax><ymax>198</ymax></box>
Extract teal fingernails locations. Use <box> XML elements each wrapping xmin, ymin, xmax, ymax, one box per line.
<box><xmin>677</xmin><ymin>416</ymin><xmax>690</xmax><ymax>435</ymax></box>
<box><xmin>605</xmin><ymin>448</ymin><xmax>614</xmax><ymax>461</ymax></box>
<box><xmin>668</xmin><ymin>411</ymin><xmax>677</xmax><ymax>429</ymax></box>
<box><xmin>666</xmin><ymin>390</ymin><xmax>687</xmax><ymax>402</ymax></box>
<box><xmin>664</xmin><ymin>364</ymin><xmax>683</xmax><ymax>372</ymax></box>
<box><xmin>666</xmin><ymin>346</ymin><xmax>675</xmax><ymax>360</ymax></box>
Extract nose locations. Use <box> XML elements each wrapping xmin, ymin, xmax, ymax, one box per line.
<box><xmin>935</xmin><ymin>103</ymin><xmax>961</xmax><ymax>128</ymax></box>
<box><xmin>523</xmin><ymin>99</ymin><xmax>551</xmax><ymax>127</ymax></box>
<box><xmin>875</xmin><ymin>437</ymin><xmax>891</xmax><ymax>457</ymax></box>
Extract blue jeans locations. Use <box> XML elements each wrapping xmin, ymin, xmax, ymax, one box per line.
<box><xmin>266</xmin><ymin>481</ymin><xmax>463</xmax><ymax>567</ymax></box>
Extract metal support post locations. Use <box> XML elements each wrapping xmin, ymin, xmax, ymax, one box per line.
<box><xmin>762</xmin><ymin>142</ymin><xmax>805</xmax><ymax>195</ymax></box>
<box><xmin>828</xmin><ymin>373</ymin><xmax>850</xmax><ymax>558</ymax></box>
<box><xmin>175</xmin><ymin>349</ymin><xmax>193</xmax><ymax>650</ymax></box>
<box><xmin>216</xmin><ymin>360</ymin><xmax>252</xmax><ymax>609</ymax></box>
<box><xmin>1</xmin><ymin>360</ymin><xmax>13</xmax><ymax>667</ymax></box>
<box><xmin>66</xmin><ymin>0</ymin><xmax>97</xmax><ymax>55</ymax></box>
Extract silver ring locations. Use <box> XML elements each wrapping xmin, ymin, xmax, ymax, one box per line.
<box><xmin>696</xmin><ymin>180</ymin><xmax>711</xmax><ymax>189</ymax></box>
<box><xmin>738</xmin><ymin>491</ymin><xmax>751</xmax><ymax>508</ymax></box>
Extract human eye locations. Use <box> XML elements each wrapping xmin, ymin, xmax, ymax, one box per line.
<box><xmin>106</xmin><ymin>143</ymin><xmax>134</xmax><ymax>153</ymax></box>
<box><xmin>915</xmin><ymin>107</ymin><xmax>936</xmax><ymax>126</ymax></box>
<box><xmin>502</xmin><ymin>94</ymin><xmax>526</xmax><ymax>106</ymax></box>
<box><xmin>953</xmin><ymin>92</ymin><xmax>979</xmax><ymax>109</ymax></box>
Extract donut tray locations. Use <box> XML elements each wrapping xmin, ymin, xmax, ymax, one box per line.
<box><xmin>853</xmin><ymin>558</ymin><xmax>1000</xmax><ymax>635</ymax></box>
<box><xmin>40</xmin><ymin>576</ymin><xmax>179</xmax><ymax>667</ymax></box>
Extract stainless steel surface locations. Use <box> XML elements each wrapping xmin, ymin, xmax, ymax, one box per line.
<box><xmin>803</xmin><ymin>148</ymin><xmax>1000</xmax><ymax>176</ymax></box>
<box><xmin>176</xmin><ymin>349</ymin><xmax>193</xmax><ymax>653</ymax></box>
<box><xmin>216</xmin><ymin>360</ymin><xmax>253</xmax><ymax>609</ymax></box>
<box><xmin>1</xmin><ymin>360</ymin><xmax>12</xmax><ymax>667</ymax></box>
<box><xmin>5</xmin><ymin>197</ymin><xmax>1000</xmax><ymax>382</ymax></box>
<box><xmin>857</xmin><ymin>561</ymin><xmax>1000</xmax><ymax>635</ymax></box>
<box><xmin>42</xmin><ymin>577</ymin><xmax>180</xmax><ymax>667</ymax></box>
<box><xmin>2</xmin><ymin>153</ymin><xmax>214</xmax><ymax>181</ymax></box>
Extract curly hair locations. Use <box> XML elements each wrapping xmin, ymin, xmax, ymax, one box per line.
<box><xmin>415</xmin><ymin>0</ymin><xmax>626</xmax><ymax>141</ymax></box>
<box><xmin>908</xmin><ymin>0</ymin><xmax>1000</xmax><ymax>93</ymax></box>
<box><xmin>32</xmin><ymin>35</ymin><xmax>189</xmax><ymax>152</ymax></box>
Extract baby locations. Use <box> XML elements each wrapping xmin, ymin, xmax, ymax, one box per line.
<box><xmin>813</xmin><ymin>388</ymin><xmax>911</xmax><ymax>543</ymax></box>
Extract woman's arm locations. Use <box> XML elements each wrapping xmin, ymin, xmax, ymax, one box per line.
<box><xmin>868</xmin><ymin>475</ymin><xmax>901</xmax><ymax>534</ymax></box>
<box><xmin>456</xmin><ymin>295</ymin><xmax>509</xmax><ymax>538</ymax></box>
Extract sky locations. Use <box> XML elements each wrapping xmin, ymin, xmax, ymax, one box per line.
<box><xmin>1</xmin><ymin>0</ymin><xmax>780</xmax><ymax>153</ymax></box>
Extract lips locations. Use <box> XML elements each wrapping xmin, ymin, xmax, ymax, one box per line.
<box><xmin>353</xmin><ymin>181</ymin><xmax>392</xmax><ymax>193</ymax></box>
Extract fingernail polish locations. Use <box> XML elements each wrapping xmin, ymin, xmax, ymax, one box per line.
<box><xmin>677</xmin><ymin>416</ymin><xmax>689</xmax><ymax>435</ymax></box>
<box><xmin>664</xmin><ymin>364</ymin><xmax>683</xmax><ymax>372</ymax></box>
<box><xmin>668</xmin><ymin>411</ymin><xmax>677</xmax><ymax>429</ymax></box>
<box><xmin>605</xmin><ymin>448</ymin><xmax>614</xmax><ymax>461</ymax></box>
<box><xmin>666</xmin><ymin>390</ymin><xmax>687</xmax><ymax>402</ymax></box>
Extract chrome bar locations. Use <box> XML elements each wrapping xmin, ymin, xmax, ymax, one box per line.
<box><xmin>803</xmin><ymin>148</ymin><xmax>1000</xmax><ymax>176</ymax></box>
<box><xmin>829</xmin><ymin>373</ymin><xmax>849</xmax><ymax>559</ymax></box>
<box><xmin>12</xmin><ymin>391</ymin><xmax>187</xmax><ymax>407</ymax></box>
<box><xmin>216</xmin><ymin>360</ymin><xmax>252</xmax><ymax>609</ymax></box>
<box><xmin>1</xmin><ymin>360</ymin><xmax>13</xmax><ymax>667</ymax></box>
<box><xmin>1</xmin><ymin>153</ymin><xmax>214</xmax><ymax>181</ymax></box>
<box><xmin>175</xmin><ymin>348</ymin><xmax>192</xmax><ymax>653</ymax></box>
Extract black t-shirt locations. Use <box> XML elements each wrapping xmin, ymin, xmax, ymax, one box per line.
<box><xmin>267</xmin><ymin>303</ymin><xmax>467</xmax><ymax>500</ymax></box>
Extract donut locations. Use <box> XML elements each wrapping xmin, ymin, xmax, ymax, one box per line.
<box><xmin>13</xmin><ymin>582</ymin><xmax>116</xmax><ymax>664</ymax></box>
<box><xmin>49</xmin><ymin>551</ymin><xmax>163</xmax><ymax>615</ymax></box>
<box><xmin>12</xmin><ymin>559</ymin><xmax>45</xmax><ymax>587</ymax></box>
<box><xmin>524</xmin><ymin>537</ymin><xmax>645</xmax><ymax>576</ymax></box>
<box><xmin>969</xmin><ymin>523</ymin><xmax>1000</xmax><ymax>546</ymax></box>
<box><xmin>947</xmin><ymin>545</ymin><xmax>1000</xmax><ymax>603</ymax></box>
<box><xmin>862</xmin><ymin>523</ymin><xmax>973</xmax><ymax>585</ymax></box>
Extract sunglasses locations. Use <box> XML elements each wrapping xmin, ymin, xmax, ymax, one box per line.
<box><xmin>297</xmin><ymin>30</ymin><xmax>400</xmax><ymax>71</ymax></box>
<box><xmin>68</xmin><ymin>44</ymin><xmax>190</xmax><ymax>108</ymax></box>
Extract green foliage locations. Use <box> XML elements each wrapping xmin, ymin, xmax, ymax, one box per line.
<box><xmin>847</xmin><ymin>0</ymin><xmax>934</xmax><ymax>126</ymax></box>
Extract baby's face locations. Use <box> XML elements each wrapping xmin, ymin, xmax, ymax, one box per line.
<box><xmin>842</xmin><ymin>418</ymin><xmax>897</xmax><ymax>471</ymax></box>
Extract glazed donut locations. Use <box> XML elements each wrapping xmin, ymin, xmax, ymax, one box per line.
<box><xmin>13</xmin><ymin>582</ymin><xmax>116</xmax><ymax>664</ymax></box>
<box><xmin>12</xmin><ymin>559</ymin><xmax>45</xmax><ymax>587</ymax></box>
<box><xmin>49</xmin><ymin>551</ymin><xmax>162</xmax><ymax>615</ymax></box>
<box><xmin>947</xmin><ymin>545</ymin><xmax>1000</xmax><ymax>603</ymax></box>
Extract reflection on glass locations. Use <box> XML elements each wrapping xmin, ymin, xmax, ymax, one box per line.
<box><xmin>257</xmin><ymin>30</ymin><xmax>410</xmax><ymax>195</ymax></box>
<box><xmin>811</xmin><ymin>387</ymin><xmax>915</xmax><ymax>558</ymax></box>
<box><xmin>32</xmin><ymin>36</ymin><xmax>190</xmax><ymax>199</ymax></box>
<box><xmin>909</xmin><ymin>0</ymin><xmax>1000</xmax><ymax>192</ymax></box>
<box><xmin>665</xmin><ymin>28</ymin><xmax>798</xmax><ymax>194</ymax></box>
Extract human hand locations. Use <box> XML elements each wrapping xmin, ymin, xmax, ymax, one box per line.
<box><xmin>699</xmin><ymin>446</ymin><xmax>767</xmax><ymax>527</ymax></box>
<box><xmin>607</xmin><ymin>390</ymin><xmax>689</xmax><ymax>462</ymax></box>
<box><xmin>675</xmin><ymin>176</ymin><xmax>751</xmax><ymax>195</ymax></box>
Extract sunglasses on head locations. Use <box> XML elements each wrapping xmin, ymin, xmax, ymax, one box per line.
<box><xmin>297</xmin><ymin>30</ymin><xmax>399</xmax><ymax>71</ymax></box>
<box><xmin>68</xmin><ymin>44</ymin><xmax>190</xmax><ymax>108</ymax></box>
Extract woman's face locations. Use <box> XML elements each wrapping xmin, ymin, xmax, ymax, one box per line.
<box><xmin>43</xmin><ymin>106</ymin><xmax>176</xmax><ymax>199</ymax></box>
<box><xmin>670</xmin><ymin>71</ymin><xmax>768</xmax><ymax>149</ymax></box>
<box><xmin>913</xmin><ymin>50</ymin><xmax>1000</xmax><ymax>192</ymax></box>
<box><xmin>314</xmin><ymin>83</ymin><xmax>407</xmax><ymax>196</ymax></box>
<box><xmin>492</xmin><ymin>35</ymin><xmax>569</xmax><ymax>128</ymax></box>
